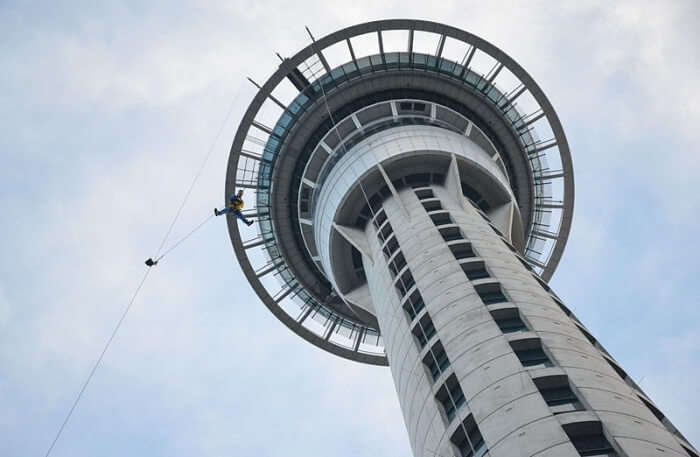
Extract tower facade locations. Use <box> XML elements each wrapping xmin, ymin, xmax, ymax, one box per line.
<box><xmin>226</xmin><ymin>20</ymin><xmax>697</xmax><ymax>457</ymax></box>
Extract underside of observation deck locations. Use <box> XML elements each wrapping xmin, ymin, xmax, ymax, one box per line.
<box><xmin>226</xmin><ymin>19</ymin><xmax>574</xmax><ymax>364</ymax></box>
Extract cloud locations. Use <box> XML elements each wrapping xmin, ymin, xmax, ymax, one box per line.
<box><xmin>1</xmin><ymin>1</ymin><xmax>699</xmax><ymax>456</ymax></box>
<box><xmin>0</xmin><ymin>287</ymin><xmax>10</xmax><ymax>329</ymax></box>
<box><xmin>638</xmin><ymin>331</ymin><xmax>700</xmax><ymax>443</ymax></box>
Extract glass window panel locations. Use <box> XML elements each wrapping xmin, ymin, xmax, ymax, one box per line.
<box><xmin>415</xmin><ymin>188</ymin><xmax>434</xmax><ymax>199</ymax></box>
<box><xmin>464</xmin><ymin>266</ymin><xmax>490</xmax><ymax>281</ymax></box>
<box><xmin>477</xmin><ymin>286</ymin><xmax>507</xmax><ymax>305</ymax></box>
<box><xmin>451</xmin><ymin>416</ymin><xmax>488</xmax><ymax>457</ymax></box>
<box><xmin>517</xmin><ymin>348</ymin><xmax>552</xmax><ymax>367</ymax></box>
<box><xmin>430</xmin><ymin>212</ymin><xmax>453</xmax><ymax>226</ymax></box>
<box><xmin>423</xmin><ymin>320</ymin><xmax>436</xmax><ymax>340</ymax></box>
<box><xmin>451</xmin><ymin>242</ymin><xmax>476</xmax><ymax>260</ymax></box>
<box><xmin>413</xmin><ymin>313</ymin><xmax>434</xmax><ymax>348</ymax></box>
<box><xmin>496</xmin><ymin>317</ymin><xmax>527</xmax><ymax>333</ymax></box>
<box><xmin>571</xmin><ymin>435</ymin><xmax>616</xmax><ymax>457</ymax></box>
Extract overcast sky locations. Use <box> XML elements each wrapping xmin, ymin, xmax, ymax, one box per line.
<box><xmin>1</xmin><ymin>1</ymin><xmax>699</xmax><ymax>456</ymax></box>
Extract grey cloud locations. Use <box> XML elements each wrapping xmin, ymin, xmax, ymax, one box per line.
<box><xmin>1</xmin><ymin>1</ymin><xmax>699</xmax><ymax>456</ymax></box>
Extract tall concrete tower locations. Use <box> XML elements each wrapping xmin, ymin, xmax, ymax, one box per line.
<box><xmin>226</xmin><ymin>20</ymin><xmax>697</xmax><ymax>457</ymax></box>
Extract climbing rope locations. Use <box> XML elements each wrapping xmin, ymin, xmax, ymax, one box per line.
<box><xmin>303</xmin><ymin>28</ymin><xmax>417</xmax><ymax>324</ymax></box>
<box><xmin>301</xmin><ymin>29</ymin><xmax>368</xmax><ymax>323</ymax></box>
<box><xmin>152</xmin><ymin>86</ymin><xmax>241</xmax><ymax>261</ymax></box>
<box><xmin>303</xmin><ymin>27</ymin><xmax>419</xmax><ymax>339</ymax></box>
<box><xmin>303</xmin><ymin>31</ymin><xmax>383</xmax><ymax>240</ymax></box>
<box><xmin>303</xmin><ymin>27</ymin><xmax>379</xmax><ymax>223</ymax></box>
<box><xmin>154</xmin><ymin>213</ymin><xmax>215</xmax><ymax>263</ymax></box>
<box><xmin>43</xmin><ymin>81</ymin><xmax>243</xmax><ymax>457</ymax></box>
<box><xmin>43</xmin><ymin>268</ymin><xmax>151</xmax><ymax>457</ymax></box>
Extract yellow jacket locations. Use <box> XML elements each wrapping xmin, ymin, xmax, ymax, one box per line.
<box><xmin>230</xmin><ymin>198</ymin><xmax>244</xmax><ymax>211</ymax></box>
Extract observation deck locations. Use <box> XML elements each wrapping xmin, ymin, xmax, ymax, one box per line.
<box><xmin>225</xmin><ymin>19</ymin><xmax>574</xmax><ymax>365</ymax></box>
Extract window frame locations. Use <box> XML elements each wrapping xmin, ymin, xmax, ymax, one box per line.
<box><xmin>450</xmin><ymin>242</ymin><xmax>477</xmax><ymax>260</ymax></box>
<box><xmin>562</xmin><ymin>421</ymin><xmax>618</xmax><ymax>457</ymax></box>
<box><xmin>510</xmin><ymin>338</ymin><xmax>554</xmax><ymax>368</ymax></box>
<box><xmin>415</xmin><ymin>188</ymin><xmax>435</xmax><ymax>200</ymax></box>
<box><xmin>474</xmin><ymin>283</ymin><xmax>508</xmax><ymax>305</ymax></box>
<box><xmin>412</xmin><ymin>313</ymin><xmax>437</xmax><ymax>348</ymax></box>
<box><xmin>440</xmin><ymin>225</ymin><xmax>465</xmax><ymax>242</ymax></box>
<box><xmin>430</xmin><ymin>211</ymin><xmax>453</xmax><ymax>226</ymax></box>
<box><xmin>534</xmin><ymin>375</ymin><xmax>584</xmax><ymax>415</ymax></box>
<box><xmin>491</xmin><ymin>308</ymin><xmax>527</xmax><ymax>334</ymax></box>
<box><xmin>394</xmin><ymin>268</ymin><xmax>415</xmax><ymax>297</ymax></box>
<box><xmin>450</xmin><ymin>415</ymin><xmax>488</xmax><ymax>457</ymax></box>
<box><xmin>402</xmin><ymin>289</ymin><xmax>425</xmax><ymax>321</ymax></box>
<box><xmin>461</xmin><ymin>261</ymin><xmax>490</xmax><ymax>281</ymax></box>
<box><xmin>382</xmin><ymin>234</ymin><xmax>400</xmax><ymax>258</ymax></box>
<box><xmin>436</xmin><ymin>373</ymin><xmax>466</xmax><ymax>421</ymax></box>
<box><xmin>423</xmin><ymin>340</ymin><xmax>450</xmax><ymax>381</ymax></box>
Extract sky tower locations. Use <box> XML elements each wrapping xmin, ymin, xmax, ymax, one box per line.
<box><xmin>225</xmin><ymin>20</ymin><xmax>698</xmax><ymax>457</ymax></box>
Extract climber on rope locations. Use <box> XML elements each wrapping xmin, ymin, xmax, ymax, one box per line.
<box><xmin>215</xmin><ymin>189</ymin><xmax>254</xmax><ymax>226</ymax></box>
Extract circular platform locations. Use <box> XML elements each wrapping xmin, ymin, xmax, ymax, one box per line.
<box><xmin>225</xmin><ymin>19</ymin><xmax>574</xmax><ymax>364</ymax></box>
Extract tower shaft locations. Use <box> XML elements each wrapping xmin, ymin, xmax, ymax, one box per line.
<box><xmin>361</xmin><ymin>183</ymin><xmax>687</xmax><ymax>457</ymax></box>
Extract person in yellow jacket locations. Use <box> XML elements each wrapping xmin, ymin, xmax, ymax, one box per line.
<box><xmin>214</xmin><ymin>189</ymin><xmax>254</xmax><ymax>226</ymax></box>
